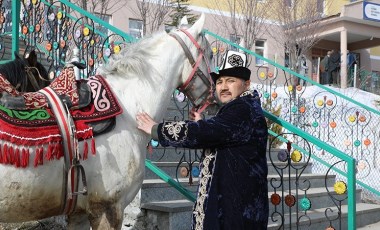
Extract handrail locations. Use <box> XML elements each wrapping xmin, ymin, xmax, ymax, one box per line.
<box><xmin>203</xmin><ymin>29</ymin><xmax>380</xmax><ymax>117</ymax></box>
<box><xmin>265</xmin><ymin>110</ymin><xmax>356</xmax><ymax>230</ymax></box>
<box><xmin>41</xmin><ymin>0</ymin><xmax>136</xmax><ymax>43</ymax></box>
<box><xmin>11</xmin><ymin>1</ymin><xmax>20</xmax><ymax>59</ymax></box>
<box><xmin>145</xmin><ymin>159</ymin><xmax>196</xmax><ymax>202</ymax></box>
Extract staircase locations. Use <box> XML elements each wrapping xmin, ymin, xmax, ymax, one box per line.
<box><xmin>121</xmin><ymin>99</ymin><xmax>380</xmax><ymax>230</ymax></box>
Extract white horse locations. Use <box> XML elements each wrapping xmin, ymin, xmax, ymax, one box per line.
<box><xmin>0</xmin><ymin>14</ymin><xmax>211</xmax><ymax>229</ymax></box>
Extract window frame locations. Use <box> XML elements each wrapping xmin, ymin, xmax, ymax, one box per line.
<box><xmin>129</xmin><ymin>18</ymin><xmax>144</xmax><ymax>39</ymax></box>
<box><xmin>255</xmin><ymin>39</ymin><xmax>267</xmax><ymax>67</ymax></box>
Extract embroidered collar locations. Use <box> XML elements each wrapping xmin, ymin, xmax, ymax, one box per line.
<box><xmin>240</xmin><ymin>90</ymin><xmax>253</xmax><ymax>97</ymax></box>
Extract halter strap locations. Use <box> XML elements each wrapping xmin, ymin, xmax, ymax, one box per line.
<box><xmin>169</xmin><ymin>29</ymin><xmax>215</xmax><ymax>113</ymax></box>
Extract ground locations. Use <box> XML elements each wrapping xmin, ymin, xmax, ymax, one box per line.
<box><xmin>0</xmin><ymin>218</ymin><xmax>65</xmax><ymax>230</ymax></box>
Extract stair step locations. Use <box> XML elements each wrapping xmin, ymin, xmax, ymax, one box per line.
<box><xmin>358</xmin><ymin>220</ymin><xmax>380</xmax><ymax>229</ymax></box>
<box><xmin>139</xmin><ymin>201</ymin><xmax>380</xmax><ymax>230</ymax></box>
<box><xmin>142</xmin><ymin>173</ymin><xmax>337</xmax><ymax>203</ymax></box>
<box><xmin>268</xmin><ymin>187</ymin><xmax>362</xmax><ymax>214</ymax></box>
<box><xmin>268</xmin><ymin>203</ymin><xmax>380</xmax><ymax>229</ymax></box>
<box><xmin>145</xmin><ymin>161</ymin><xmax>312</xmax><ymax>179</ymax></box>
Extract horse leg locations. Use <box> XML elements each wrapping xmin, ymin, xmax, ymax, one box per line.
<box><xmin>88</xmin><ymin>202</ymin><xmax>124</xmax><ymax>230</ymax></box>
<box><xmin>67</xmin><ymin>212</ymin><xmax>91</xmax><ymax>230</ymax></box>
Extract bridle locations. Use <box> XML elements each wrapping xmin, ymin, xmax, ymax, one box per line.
<box><xmin>169</xmin><ymin>29</ymin><xmax>218</xmax><ymax>114</ymax></box>
<box><xmin>24</xmin><ymin>66</ymin><xmax>50</xmax><ymax>91</ymax></box>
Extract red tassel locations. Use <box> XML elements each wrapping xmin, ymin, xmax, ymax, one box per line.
<box><xmin>26</xmin><ymin>148</ymin><xmax>30</xmax><ymax>167</ymax></box>
<box><xmin>34</xmin><ymin>147</ymin><xmax>44</xmax><ymax>167</ymax></box>
<box><xmin>14</xmin><ymin>148</ymin><xmax>20</xmax><ymax>168</ymax></box>
<box><xmin>39</xmin><ymin>147</ymin><xmax>44</xmax><ymax>165</ymax></box>
<box><xmin>46</xmin><ymin>144</ymin><xmax>54</xmax><ymax>161</ymax></box>
<box><xmin>83</xmin><ymin>141</ymin><xmax>88</xmax><ymax>160</ymax></box>
<box><xmin>3</xmin><ymin>144</ymin><xmax>8</xmax><ymax>164</ymax></box>
<box><xmin>91</xmin><ymin>138</ymin><xmax>96</xmax><ymax>155</ymax></box>
<box><xmin>0</xmin><ymin>144</ymin><xmax>2</xmax><ymax>163</ymax></box>
<box><xmin>34</xmin><ymin>148</ymin><xmax>40</xmax><ymax>167</ymax></box>
<box><xmin>21</xmin><ymin>148</ymin><xmax>29</xmax><ymax>168</ymax></box>
<box><xmin>56</xmin><ymin>143</ymin><xmax>64</xmax><ymax>159</ymax></box>
<box><xmin>8</xmin><ymin>146</ymin><xmax>14</xmax><ymax>164</ymax></box>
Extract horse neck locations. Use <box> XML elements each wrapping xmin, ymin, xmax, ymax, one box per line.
<box><xmin>107</xmin><ymin>53</ymin><xmax>185</xmax><ymax>122</ymax></box>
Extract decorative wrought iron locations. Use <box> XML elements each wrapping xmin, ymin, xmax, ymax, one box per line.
<box><xmin>268</xmin><ymin>133</ymin><xmax>312</xmax><ymax>229</ymax></box>
<box><xmin>324</xmin><ymin>160</ymin><xmax>348</xmax><ymax>230</ymax></box>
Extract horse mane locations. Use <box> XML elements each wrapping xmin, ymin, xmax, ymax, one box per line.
<box><xmin>97</xmin><ymin>31</ymin><xmax>169</xmax><ymax>80</ymax></box>
<box><xmin>0</xmin><ymin>58</ymin><xmax>28</xmax><ymax>89</ymax></box>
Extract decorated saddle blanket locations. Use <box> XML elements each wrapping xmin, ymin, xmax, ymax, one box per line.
<box><xmin>0</xmin><ymin>70</ymin><xmax>122</xmax><ymax>168</ymax></box>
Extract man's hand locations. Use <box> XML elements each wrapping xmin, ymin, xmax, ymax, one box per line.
<box><xmin>136</xmin><ymin>112</ymin><xmax>157</xmax><ymax>135</ymax></box>
<box><xmin>189</xmin><ymin>108</ymin><xmax>202</xmax><ymax>121</ymax></box>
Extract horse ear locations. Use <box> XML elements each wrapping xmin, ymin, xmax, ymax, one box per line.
<box><xmin>26</xmin><ymin>50</ymin><xmax>38</xmax><ymax>67</ymax></box>
<box><xmin>188</xmin><ymin>13</ymin><xmax>205</xmax><ymax>37</ymax></box>
<box><xmin>178</xmin><ymin>16</ymin><xmax>188</xmax><ymax>28</ymax></box>
<box><xmin>14</xmin><ymin>51</ymin><xmax>22</xmax><ymax>60</ymax></box>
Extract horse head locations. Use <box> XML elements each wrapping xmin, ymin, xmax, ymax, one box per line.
<box><xmin>0</xmin><ymin>50</ymin><xmax>50</xmax><ymax>92</ymax></box>
<box><xmin>21</xmin><ymin>50</ymin><xmax>50</xmax><ymax>91</ymax></box>
<box><xmin>168</xmin><ymin>14</ymin><xmax>218</xmax><ymax>114</ymax></box>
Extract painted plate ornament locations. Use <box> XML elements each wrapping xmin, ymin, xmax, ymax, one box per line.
<box><xmin>285</xmin><ymin>194</ymin><xmax>296</xmax><ymax>207</ymax></box>
<box><xmin>175</xmin><ymin>91</ymin><xmax>185</xmax><ymax>102</ymax></box>
<box><xmin>277</xmin><ymin>149</ymin><xmax>289</xmax><ymax>162</ymax></box>
<box><xmin>333</xmin><ymin>181</ymin><xmax>347</xmax><ymax>195</ymax></box>
<box><xmin>270</xmin><ymin>193</ymin><xmax>281</xmax><ymax>206</ymax></box>
<box><xmin>192</xmin><ymin>167</ymin><xmax>200</xmax><ymax>177</ymax></box>
<box><xmin>300</xmin><ymin>197</ymin><xmax>311</xmax><ymax>211</ymax></box>
<box><xmin>150</xmin><ymin>139</ymin><xmax>159</xmax><ymax>147</ymax></box>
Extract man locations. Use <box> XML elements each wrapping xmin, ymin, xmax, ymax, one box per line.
<box><xmin>328</xmin><ymin>49</ymin><xmax>341</xmax><ymax>85</ymax></box>
<box><xmin>136</xmin><ymin>50</ymin><xmax>269</xmax><ymax>230</ymax></box>
<box><xmin>320</xmin><ymin>51</ymin><xmax>330</xmax><ymax>84</ymax></box>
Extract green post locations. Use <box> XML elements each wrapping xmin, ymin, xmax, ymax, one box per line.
<box><xmin>347</xmin><ymin>159</ymin><xmax>357</xmax><ymax>230</ymax></box>
<box><xmin>12</xmin><ymin>0</ymin><xmax>21</xmax><ymax>59</ymax></box>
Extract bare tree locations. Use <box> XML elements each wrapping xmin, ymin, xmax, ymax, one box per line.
<box><xmin>131</xmin><ymin>0</ymin><xmax>174</xmax><ymax>35</ymax></box>
<box><xmin>206</xmin><ymin>0</ymin><xmax>272</xmax><ymax>51</ymax></box>
<box><xmin>72</xmin><ymin>0</ymin><xmax>129</xmax><ymax>19</ymax></box>
<box><xmin>268</xmin><ymin>0</ymin><xmax>331</xmax><ymax>75</ymax></box>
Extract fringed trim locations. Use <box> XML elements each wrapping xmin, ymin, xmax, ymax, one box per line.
<box><xmin>91</xmin><ymin>138</ymin><xmax>96</xmax><ymax>155</ymax></box>
<box><xmin>0</xmin><ymin>138</ymin><xmax>96</xmax><ymax>169</ymax></box>
<box><xmin>83</xmin><ymin>141</ymin><xmax>88</xmax><ymax>160</ymax></box>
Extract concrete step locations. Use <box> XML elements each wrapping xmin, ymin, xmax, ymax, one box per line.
<box><xmin>141</xmin><ymin>173</ymin><xmax>336</xmax><ymax>203</ymax></box>
<box><xmin>267</xmin><ymin>173</ymin><xmax>336</xmax><ymax>192</ymax></box>
<box><xmin>268</xmin><ymin>203</ymin><xmax>380</xmax><ymax>230</ymax></box>
<box><xmin>144</xmin><ymin>161</ymin><xmax>312</xmax><ymax>180</ymax></box>
<box><xmin>137</xmin><ymin>201</ymin><xmax>380</xmax><ymax>230</ymax></box>
<box><xmin>358</xmin><ymin>220</ymin><xmax>380</xmax><ymax>229</ymax></box>
<box><xmin>140</xmin><ymin>200</ymin><xmax>193</xmax><ymax>230</ymax></box>
<box><xmin>141</xmin><ymin>178</ymin><xmax>198</xmax><ymax>203</ymax></box>
<box><xmin>268</xmin><ymin>187</ymin><xmax>362</xmax><ymax>214</ymax></box>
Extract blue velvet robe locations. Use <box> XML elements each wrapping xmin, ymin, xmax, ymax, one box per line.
<box><xmin>155</xmin><ymin>90</ymin><xmax>268</xmax><ymax>229</ymax></box>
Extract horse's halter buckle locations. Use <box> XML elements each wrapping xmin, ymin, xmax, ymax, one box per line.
<box><xmin>170</xmin><ymin>29</ymin><xmax>218</xmax><ymax>114</ymax></box>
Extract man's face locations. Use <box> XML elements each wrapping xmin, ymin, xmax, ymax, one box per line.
<box><xmin>215</xmin><ymin>76</ymin><xmax>250</xmax><ymax>104</ymax></box>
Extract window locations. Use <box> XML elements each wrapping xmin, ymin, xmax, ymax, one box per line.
<box><xmin>255</xmin><ymin>40</ymin><xmax>267</xmax><ymax>66</ymax></box>
<box><xmin>229</xmin><ymin>34</ymin><xmax>241</xmax><ymax>51</ymax></box>
<box><xmin>129</xmin><ymin>19</ymin><xmax>143</xmax><ymax>39</ymax></box>
<box><xmin>95</xmin><ymin>13</ymin><xmax>112</xmax><ymax>36</ymax></box>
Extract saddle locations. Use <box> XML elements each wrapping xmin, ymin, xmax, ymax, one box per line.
<box><xmin>0</xmin><ymin>67</ymin><xmax>123</xmax><ymax>167</ymax></box>
<box><xmin>0</xmin><ymin>65</ymin><xmax>92</xmax><ymax>110</ymax></box>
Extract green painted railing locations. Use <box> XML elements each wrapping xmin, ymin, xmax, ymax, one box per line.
<box><xmin>265</xmin><ymin>111</ymin><xmax>356</xmax><ymax>229</ymax></box>
<box><xmin>203</xmin><ymin>29</ymin><xmax>358</xmax><ymax>230</ymax></box>
<box><xmin>203</xmin><ymin>29</ymin><xmax>380</xmax><ymax>118</ymax></box>
<box><xmin>145</xmin><ymin>159</ymin><xmax>196</xmax><ymax>202</ymax></box>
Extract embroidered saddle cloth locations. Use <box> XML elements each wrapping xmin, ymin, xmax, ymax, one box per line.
<box><xmin>0</xmin><ymin>71</ymin><xmax>122</xmax><ymax>167</ymax></box>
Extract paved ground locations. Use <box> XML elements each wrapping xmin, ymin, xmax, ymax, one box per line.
<box><xmin>358</xmin><ymin>221</ymin><xmax>380</xmax><ymax>229</ymax></box>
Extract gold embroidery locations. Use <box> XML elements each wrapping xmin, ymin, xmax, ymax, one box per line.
<box><xmin>193</xmin><ymin>152</ymin><xmax>216</xmax><ymax>229</ymax></box>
